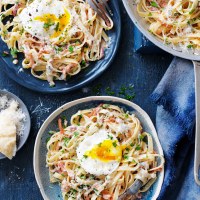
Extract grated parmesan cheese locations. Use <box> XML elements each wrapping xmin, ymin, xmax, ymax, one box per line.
<box><xmin>0</xmin><ymin>95</ymin><xmax>26</xmax><ymax>137</ymax></box>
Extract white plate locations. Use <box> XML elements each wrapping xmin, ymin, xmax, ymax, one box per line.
<box><xmin>34</xmin><ymin>96</ymin><xmax>164</xmax><ymax>200</ymax></box>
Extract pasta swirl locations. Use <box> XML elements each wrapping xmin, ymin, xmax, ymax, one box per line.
<box><xmin>0</xmin><ymin>0</ymin><xmax>113</xmax><ymax>86</ymax></box>
<box><xmin>46</xmin><ymin>104</ymin><xmax>164</xmax><ymax>200</ymax></box>
<box><xmin>136</xmin><ymin>0</ymin><xmax>200</xmax><ymax>53</ymax></box>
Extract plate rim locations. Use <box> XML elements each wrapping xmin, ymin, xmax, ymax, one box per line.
<box><xmin>0</xmin><ymin>1</ymin><xmax>121</xmax><ymax>94</ymax></box>
<box><xmin>122</xmin><ymin>0</ymin><xmax>200</xmax><ymax>61</ymax></box>
<box><xmin>0</xmin><ymin>89</ymin><xmax>31</xmax><ymax>159</ymax></box>
<box><xmin>33</xmin><ymin>96</ymin><xmax>164</xmax><ymax>200</ymax></box>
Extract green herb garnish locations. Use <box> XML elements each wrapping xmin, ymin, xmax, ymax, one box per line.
<box><xmin>105</xmin><ymin>87</ymin><xmax>115</xmax><ymax>95</ymax></box>
<box><xmin>123</xmin><ymin>155</ymin><xmax>129</xmax><ymax>160</ymax></box>
<box><xmin>83</xmin><ymin>155</ymin><xmax>88</xmax><ymax>159</ymax></box>
<box><xmin>63</xmin><ymin>137</ymin><xmax>70</xmax><ymax>146</ymax></box>
<box><xmin>135</xmin><ymin>145</ymin><xmax>141</xmax><ymax>151</ymax></box>
<box><xmin>150</xmin><ymin>1</ymin><xmax>159</xmax><ymax>8</ymax></box>
<box><xmin>74</xmin><ymin>131</ymin><xmax>79</xmax><ymax>137</ymax></box>
<box><xmin>68</xmin><ymin>46</ymin><xmax>74</xmax><ymax>53</ymax></box>
<box><xmin>187</xmin><ymin>44</ymin><xmax>193</xmax><ymax>49</ymax></box>
<box><xmin>112</xmin><ymin>141</ymin><xmax>117</xmax><ymax>147</ymax></box>
<box><xmin>10</xmin><ymin>48</ymin><xmax>18</xmax><ymax>58</ymax></box>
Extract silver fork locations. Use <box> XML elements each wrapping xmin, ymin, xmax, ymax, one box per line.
<box><xmin>87</xmin><ymin>0</ymin><xmax>113</xmax><ymax>25</ymax></box>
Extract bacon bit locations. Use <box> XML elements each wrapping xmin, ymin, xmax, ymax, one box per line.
<box><xmin>57</xmin><ymin>161</ymin><xmax>65</xmax><ymax>173</ymax></box>
<box><xmin>84</xmin><ymin>196</ymin><xmax>90</xmax><ymax>200</ymax></box>
<box><xmin>101</xmin><ymin>190</ymin><xmax>112</xmax><ymax>199</ymax></box>
<box><xmin>127</xmin><ymin>130</ymin><xmax>132</xmax><ymax>138</ymax></box>
<box><xmin>58</xmin><ymin>118</ymin><xmax>64</xmax><ymax>134</ymax></box>
<box><xmin>87</xmin><ymin>104</ymin><xmax>102</xmax><ymax>118</ymax></box>
<box><xmin>12</xmin><ymin>3</ymin><xmax>22</xmax><ymax>16</ymax></box>
<box><xmin>108</xmin><ymin>117</ymin><xmax>115</xmax><ymax>123</ymax></box>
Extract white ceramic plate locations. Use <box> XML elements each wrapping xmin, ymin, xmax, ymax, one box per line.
<box><xmin>34</xmin><ymin>96</ymin><xmax>164</xmax><ymax>200</ymax></box>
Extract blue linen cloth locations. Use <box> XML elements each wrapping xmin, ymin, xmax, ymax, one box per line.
<box><xmin>150</xmin><ymin>57</ymin><xmax>199</xmax><ymax>199</ymax></box>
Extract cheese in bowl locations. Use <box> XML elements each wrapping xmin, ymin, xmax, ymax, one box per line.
<box><xmin>0</xmin><ymin>95</ymin><xmax>26</xmax><ymax>159</ymax></box>
<box><xmin>46</xmin><ymin>104</ymin><xmax>164</xmax><ymax>200</ymax></box>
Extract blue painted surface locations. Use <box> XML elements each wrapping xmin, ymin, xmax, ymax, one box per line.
<box><xmin>0</xmin><ymin>1</ymin><xmax>173</xmax><ymax>200</ymax></box>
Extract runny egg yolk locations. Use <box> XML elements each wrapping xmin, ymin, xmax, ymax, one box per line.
<box><xmin>34</xmin><ymin>9</ymin><xmax>71</xmax><ymax>39</ymax></box>
<box><xmin>85</xmin><ymin>140</ymin><xmax>122</xmax><ymax>162</ymax></box>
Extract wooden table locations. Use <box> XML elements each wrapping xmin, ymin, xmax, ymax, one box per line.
<box><xmin>0</xmin><ymin>1</ymin><xmax>173</xmax><ymax>199</ymax></box>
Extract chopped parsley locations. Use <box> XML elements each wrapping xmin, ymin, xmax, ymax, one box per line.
<box><xmin>125</xmin><ymin>147</ymin><xmax>130</xmax><ymax>151</ymax></box>
<box><xmin>68</xmin><ymin>46</ymin><xmax>74</xmax><ymax>53</ymax></box>
<box><xmin>92</xmin><ymin>84</ymin><xmax>102</xmax><ymax>95</ymax></box>
<box><xmin>112</xmin><ymin>141</ymin><xmax>117</xmax><ymax>147</ymax></box>
<box><xmin>108</xmin><ymin>134</ymin><xmax>113</xmax><ymax>140</ymax></box>
<box><xmin>130</xmin><ymin>143</ymin><xmax>134</xmax><ymax>147</ymax></box>
<box><xmin>63</xmin><ymin>137</ymin><xmax>70</xmax><ymax>146</ymax></box>
<box><xmin>80</xmin><ymin>174</ymin><xmax>86</xmax><ymax>179</ymax></box>
<box><xmin>73</xmin><ymin>131</ymin><xmax>79</xmax><ymax>137</ymax></box>
<box><xmin>135</xmin><ymin>145</ymin><xmax>141</xmax><ymax>151</ymax></box>
<box><xmin>83</xmin><ymin>155</ymin><xmax>88</xmax><ymax>159</ymax></box>
<box><xmin>125</xmin><ymin>113</ymin><xmax>129</xmax><ymax>118</ymax></box>
<box><xmin>139</xmin><ymin>134</ymin><xmax>145</xmax><ymax>141</ymax></box>
<box><xmin>55</xmin><ymin>22</ymin><xmax>60</xmax><ymax>31</ymax></box>
<box><xmin>10</xmin><ymin>48</ymin><xmax>18</xmax><ymax>58</ymax></box>
<box><xmin>123</xmin><ymin>154</ymin><xmax>129</xmax><ymax>160</ymax></box>
<box><xmin>43</xmin><ymin>21</ymin><xmax>55</xmax><ymax>30</ymax></box>
<box><xmin>187</xmin><ymin>44</ymin><xmax>193</xmax><ymax>49</ymax></box>
<box><xmin>150</xmin><ymin>1</ymin><xmax>159</xmax><ymax>8</ymax></box>
<box><xmin>80</xmin><ymin>60</ymin><xmax>86</xmax><ymax>68</ymax></box>
<box><xmin>189</xmin><ymin>9</ymin><xmax>195</xmax><ymax>14</ymax></box>
<box><xmin>105</xmin><ymin>87</ymin><xmax>115</xmax><ymax>95</ymax></box>
<box><xmin>93</xmin><ymin>188</ymin><xmax>99</xmax><ymax>194</ymax></box>
<box><xmin>102</xmin><ymin>104</ymin><xmax>110</xmax><ymax>109</ymax></box>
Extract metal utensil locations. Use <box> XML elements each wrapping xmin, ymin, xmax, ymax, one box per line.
<box><xmin>193</xmin><ymin>61</ymin><xmax>200</xmax><ymax>185</ymax></box>
<box><xmin>118</xmin><ymin>179</ymin><xmax>143</xmax><ymax>200</ymax></box>
<box><xmin>87</xmin><ymin>0</ymin><xmax>112</xmax><ymax>24</ymax></box>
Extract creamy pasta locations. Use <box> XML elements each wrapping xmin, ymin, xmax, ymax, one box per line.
<box><xmin>136</xmin><ymin>0</ymin><xmax>200</xmax><ymax>53</ymax></box>
<box><xmin>0</xmin><ymin>0</ymin><xmax>113</xmax><ymax>86</ymax></box>
<box><xmin>46</xmin><ymin>104</ymin><xmax>164</xmax><ymax>200</ymax></box>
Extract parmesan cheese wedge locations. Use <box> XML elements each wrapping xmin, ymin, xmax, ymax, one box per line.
<box><xmin>0</xmin><ymin>100</ymin><xmax>19</xmax><ymax>159</ymax></box>
<box><xmin>0</xmin><ymin>123</ymin><xmax>16</xmax><ymax>159</ymax></box>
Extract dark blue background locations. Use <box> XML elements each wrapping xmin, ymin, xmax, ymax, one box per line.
<box><xmin>0</xmin><ymin>1</ymin><xmax>173</xmax><ymax>199</ymax></box>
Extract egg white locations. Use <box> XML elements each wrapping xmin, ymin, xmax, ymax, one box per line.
<box><xmin>76</xmin><ymin>130</ymin><xmax>121</xmax><ymax>176</ymax></box>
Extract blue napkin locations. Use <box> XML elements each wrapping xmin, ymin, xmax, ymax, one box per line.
<box><xmin>150</xmin><ymin>57</ymin><xmax>198</xmax><ymax>199</ymax></box>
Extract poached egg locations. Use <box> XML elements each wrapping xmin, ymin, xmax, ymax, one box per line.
<box><xmin>19</xmin><ymin>0</ymin><xmax>71</xmax><ymax>41</ymax></box>
<box><xmin>76</xmin><ymin>130</ymin><xmax>122</xmax><ymax>176</ymax></box>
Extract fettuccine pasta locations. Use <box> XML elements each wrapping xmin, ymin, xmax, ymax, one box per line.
<box><xmin>0</xmin><ymin>0</ymin><xmax>113</xmax><ymax>86</ymax></box>
<box><xmin>136</xmin><ymin>0</ymin><xmax>200</xmax><ymax>52</ymax></box>
<box><xmin>46</xmin><ymin>104</ymin><xmax>164</xmax><ymax>200</ymax></box>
